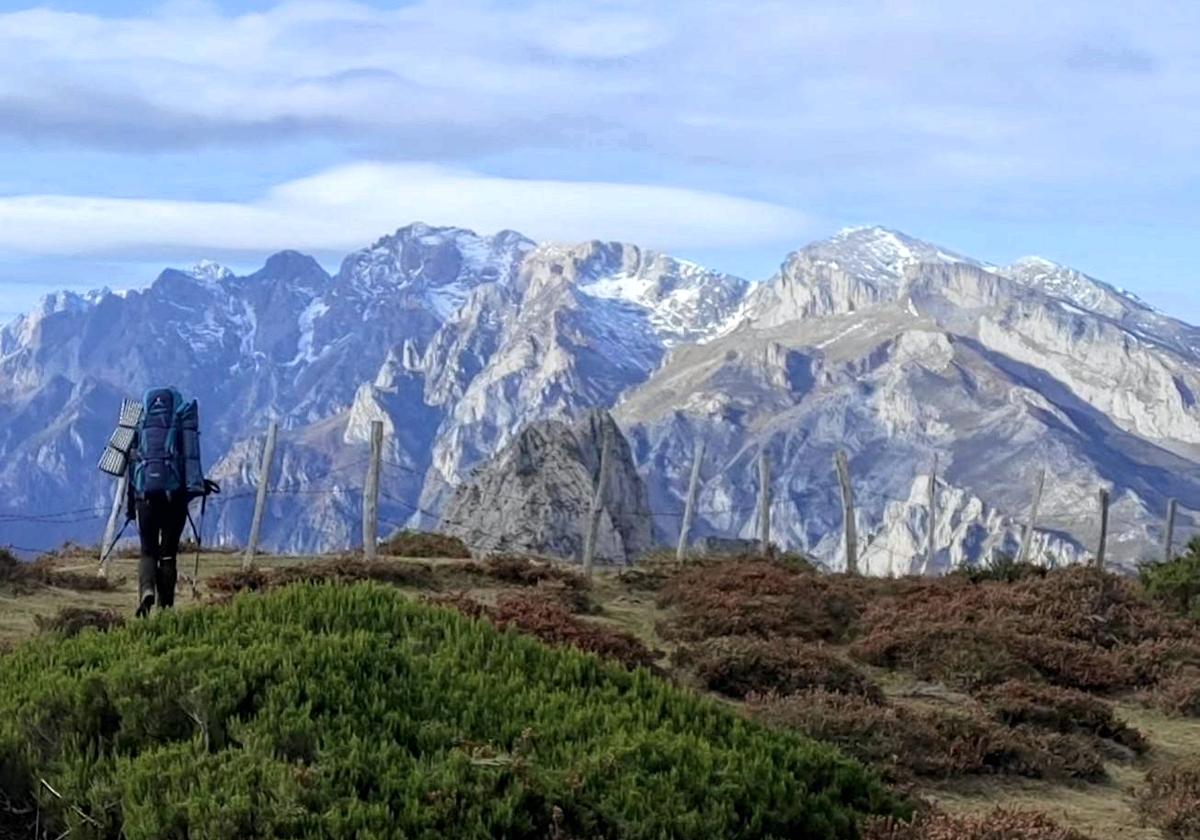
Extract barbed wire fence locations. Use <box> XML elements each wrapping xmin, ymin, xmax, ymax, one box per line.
<box><xmin>3</xmin><ymin>418</ymin><xmax>1199</xmax><ymax>575</ymax></box>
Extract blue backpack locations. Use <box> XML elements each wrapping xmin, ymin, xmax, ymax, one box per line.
<box><xmin>131</xmin><ymin>386</ymin><xmax>205</xmax><ymax>498</ymax></box>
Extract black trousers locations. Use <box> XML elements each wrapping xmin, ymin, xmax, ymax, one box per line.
<box><xmin>135</xmin><ymin>492</ymin><xmax>189</xmax><ymax>609</ymax></box>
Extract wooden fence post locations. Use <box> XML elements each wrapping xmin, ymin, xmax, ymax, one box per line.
<box><xmin>582</xmin><ymin>428</ymin><xmax>612</xmax><ymax>577</ymax></box>
<box><xmin>243</xmin><ymin>421</ymin><xmax>278</xmax><ymax>570</ymax></box>
<box><xmin>924</xmin><ymin>454</ymin><xmax>938</xmax><ymax>575</ymax></box>
<box><xmin>758</xmin><ymin>449</ymin><xmax>771</xmax><ymax>556</ymax></box>
<box><xmin>98</xmin><ymin>470</ymin><xmax>129</xmax><ymax>578</ymax></box>
<box><xmin>676</xmin><ymin>441</ymin><xmax>704</xmax><ymax>563</ymax></box>
<box><xmin>1016</xmin><ymin>468</ymin><xmax>1046</xmax><ymax>566</ymax></box>
<box><xmin>1164</xmin><ymin>498</ymin><xmax>1178</xmax><ymax>563</ymax></box>
<box><xmin>363</xmin><ymin>420</ymin><xmax>383</xmax><ymax>561</ymax></box>
<box><xmin>1095</xmin><ymin>488</ymin><xmax>1110</xmax><ymax>571</ymax></box>
<box><xmin>835</xmin><ymin>450</ymin><xmax>858</xmax><ymax>575</ymax></box>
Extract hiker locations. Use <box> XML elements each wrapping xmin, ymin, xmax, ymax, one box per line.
<box><xmin>122</xmin><ymin>386</ymin><xmax>215</xmax><ymax>617</ymax></box>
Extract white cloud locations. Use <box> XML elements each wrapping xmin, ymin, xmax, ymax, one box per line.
<box><xmin>2</xmin><ymin>0</ymin><xmax>1197</xmax><ymax>194</ymax></box>
<box><xmin>0</xmin><ymin>162</ymin><xmax>810</xmax><ymax>255</ymax></box>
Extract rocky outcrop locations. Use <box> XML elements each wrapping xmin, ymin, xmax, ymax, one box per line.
<box><xmin>440</xmin><ymin>411</ymin><xmax>653</xmax><ymax>564</ymax></box>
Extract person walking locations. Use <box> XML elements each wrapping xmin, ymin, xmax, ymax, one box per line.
<box><xmin>124</xmin><ymin>386</ymin><xmax>210</xmax><ymax>617</ymax></box>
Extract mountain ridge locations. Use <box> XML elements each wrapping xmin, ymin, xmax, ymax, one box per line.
<box><xmin>4</xmin><ymin>223</ymin><xmax>1176</xmax><ymax>337</ymax></box>
<box><xmin>2</xmin><ymin>222</ymin><xmax>1198</xmax><ymax>570</ymax></box>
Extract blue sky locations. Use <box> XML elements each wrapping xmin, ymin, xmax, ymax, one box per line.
<box><xmin>1</xmin><ymin>0</ymin><xmax>1199</xmax><ymax>324</ymax></box>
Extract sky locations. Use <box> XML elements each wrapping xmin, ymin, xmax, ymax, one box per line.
<box><xmin>1</xmin><ymin>0</ymin><xmax>1199</xmax><ymax>324</ymax></box>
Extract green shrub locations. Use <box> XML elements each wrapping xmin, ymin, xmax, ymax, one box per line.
<box><xmin>1140</xmin><ymin>538</ymin><xmax>1200</xmax><ymax>619</ymax></box>
<box><xmin>947</xmin><ymin>553</ymin><xmax>1049</xmax><ymax>585</ymax></box>
<box><xmin>0</xmin><ymin>583</ymin><xmax>904</xmax><ymax>839</ymax></box>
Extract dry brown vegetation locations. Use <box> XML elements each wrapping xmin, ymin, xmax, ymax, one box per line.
<box><xmin>863</xmin><ymin>808</ymin><xmax>1096</xmax><ymax>840</ymax></box>
<box><xmin>206</xmin><ymin>555</ymin><xmax>437</xmax><ymax>593</ymax></box>
<box><xmin>428</xmin><ymin>590</ymin><xmax>658</xmax><ymax>670</ymax></box>
<box><xmin>657</xmin><ymin>557</ymin><xmax>861</xmax><ymax>642</ymax></box>
<box><xmin>1135</xmin><ymin>757</ymin><xmax>1200</xmax><ymax>839</ymax></box>
<box><xmin>655</xmin><ymin>557</ymin><xmax>1200</xmax><ymax>703</ymax></box>
<box><xmin>752</xmin><ymin>690</ymin><xmax>1106</xmax><ymax>784</ymax></box>
<box><xmin>473</xmin><ymin>553</ymin><xmax>588</xmax><ymax>591</ymax></box>
<box><xmin>979</xmin><ymin>680</ymin><xmax>1147</xmax><ymax>754</ymax></box>
<box><xmin>34</xmin><ymin>605</ymin><xmax>125</xmax><ymax>637</ymax></box>
<box><xmin>674</xmin><ymin>636</ymin><xmax>883</xmax><ymax>701</ymax></box>
<box><xmin>0</xmin><ymin>548</ymin><xmax>117</xmax><ymax>594</ymax></box>
<box><xmin>379</xmin><ymin>529</ymin><xmax>471</xmax><ymax>558</ymax></box>
<box><xmin>650</xmin><ymin>556</ymin><xmax>1200</xmax><ymax>837</ymax></box>
<box><xmin>849</xmin><ymin>567</ymin><xmax>1197</xmax><ymax>695</ymax></box>
<box><xmin>1146</xmin><ymin>672</ymin><xmax>1200</xmax><ymax>717</ymax></box>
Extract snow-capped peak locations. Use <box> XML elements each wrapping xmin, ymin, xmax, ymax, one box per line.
<box><xmin>188</xmin><ymin>260</ymin><xmax>234</xmax><ymax>282</ymax></box>
<box><xmin>1000</xmin><ymin>256</ymin><xmax>1152</xmax><ymax>318</ymax></box>
<box><xmin>536</xmin><ymin>240</ymin><xmax>750</xmax><ymax>343</ymax></box>
<box><xmin>1010</xmin><ymin>255</ymin><xmax>1059</xmax><ymax>270</ymax></box>
<box><xmin>336</xmin><ymin>223</ymin><xmax>536</xmax><ymax>320</ymax></box>
<box><xmin>803</xmin><ymin>226</ymin><xmax>978</xmax><ymax>286</ymax></box>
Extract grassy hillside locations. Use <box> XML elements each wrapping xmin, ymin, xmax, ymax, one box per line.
<box><xmin>0</xmin><ymin>574</ymin><xmax>902</xmax><ymax>840</ymax></box>
<box><xmin>3</xmin><ymin>545</ymin><xmax>1200</xmax><ymax>839</ymax></box>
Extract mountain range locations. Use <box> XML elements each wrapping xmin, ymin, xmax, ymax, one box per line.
<box><xmin>2</xmin><ymin>222</ymin><xmax>1198</xmax><ymax>572</ymax></box>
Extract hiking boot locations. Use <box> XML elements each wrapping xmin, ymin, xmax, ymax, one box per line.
<box><xmin>156</xmin><ymin>556</ymin><xmax>178</xmax><ymax>609</ymax></box>
<box><xmin>135</xmin><ymin>589</ymin><xmax>155</xmax><ymax>618</ymax></box>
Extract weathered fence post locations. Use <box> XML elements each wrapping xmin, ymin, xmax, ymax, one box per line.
<box><xmin>98</xmin><ymin>470</ymin><xmax>129</xmax><ymax>578</ymax></box>
<box><xmin>676</xmin><ymin>441</ymin><xmax>705</xmax><ymax>563</ymax></box>
<box><xmin>582</xmin><ymin>428</ymin><xmax>612</xmax><ymax>577</ymax></box>
<box><xmin>362</xmin><ymin>420</ymin><xmax>383</xmax><ymax>561</ymax></box>
<box><xmin>243</xmin><ymin>421</ymin><xmax>278</xmax><ymax>570</ymax></box>
<box><xmin>1016</xmin><ymin>468</ymin><xmax>1046</xmax><ymax>566</ymax></box>
<box><xmin>1164</xmin><ymin>498</ymin><xmax>1178</xmax><ymax>563</ymax></box>
<box><xmin>758</xmin><ymin>449</ymin><xmax>771</xmax><ymax>556</ymax></box>
<box><xmin>1095</xmin><ymin>488</ymin><xmax>1110</xmax><ymax>571</ymax></box>
<box><xmin>835</xmin><ymin>450</ymin><xmax>858</xmax><ymax>575</ymax></box>
<box><xmin>924</xmin><ymin>454</ymin><xmax>938</xmax><ymax>575</ymax></box>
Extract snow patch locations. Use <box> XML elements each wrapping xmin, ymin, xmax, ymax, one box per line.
<box><xmin>188</xmin><ymin>260</ymin><xmax>234</xmax><ymax>282</ymax></box>
<box><xmin>426</xmin><ymin>283</ymin><xmax>470</xmax><ymax>320</ymax></box>
<box><xmin>287</xmin><ymin>299</ymin><xmax>329</xmax><ymax>365</ymax></box>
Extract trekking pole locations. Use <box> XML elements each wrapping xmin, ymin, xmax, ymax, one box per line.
<box><xmin>95</xmin><ymin>518</ymin><xmax>132</xmax><ymax>574</ymax></box>
<box><xmin>189</xmin><ymin>481</ymin><xmax>219</xmax><ymax>598</ymax></box>
<box><xmin>186</xmin><ymin>509</ymin><xmax>201</xmax><ymax>598</ymax></box>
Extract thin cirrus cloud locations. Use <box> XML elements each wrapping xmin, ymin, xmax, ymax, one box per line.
<box><xmin>0</xmin><ymin>162</ymin><xmax>811</xmax><ymax>256</ymax></box>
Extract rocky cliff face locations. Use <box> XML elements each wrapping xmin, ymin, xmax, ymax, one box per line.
<box><xmin>619</xmin><ymin>230</ymin><xmax>1200</xmax><ymax>572</ymax></box>
<box><xmin>1</xmin><ymin>223</ymin><xmax>1197</xmax><ymax>571</ymax></box>
<box><xmin>440</xmin><ymin>411</ymin><xmax>653</xmax><ymax>563</ymax></box>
